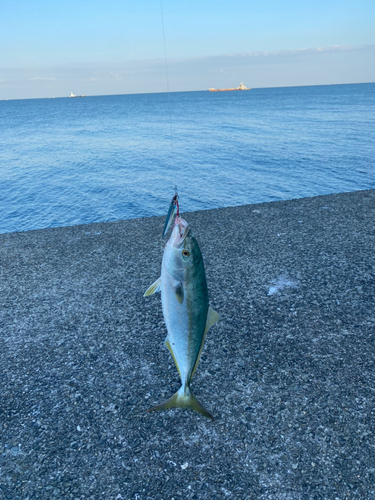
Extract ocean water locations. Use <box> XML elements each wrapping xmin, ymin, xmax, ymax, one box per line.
<box><xmin>1</xmin><ymin>83</ymin><xmax>374</xmax><ymax>234</ymax></box>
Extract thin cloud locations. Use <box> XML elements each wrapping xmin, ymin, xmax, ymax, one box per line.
<box><xmin>239</xmin><ymin>44</ymin><xmax>358</xmax><ymax>57</ymax></box>
<box><xmin>30</xmin><ymin>77</ymin><xmax>57</xmax><ymax>81</ymax></box>
<box><xmin>178</xmin><ymin>44</ymin><xmax>375</xmax><ymax>64</ymax></box>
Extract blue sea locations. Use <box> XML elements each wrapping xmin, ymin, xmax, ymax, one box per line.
<box><xmin>1</xmin><ymin>83</ymin><xmax>374</xmax><ymax>234</ymax></box>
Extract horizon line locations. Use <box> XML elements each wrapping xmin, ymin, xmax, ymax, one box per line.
<box><xmin>1</xmin><ymin>81</ymin><xmax>374</xmax><ymax>102</ymax></box>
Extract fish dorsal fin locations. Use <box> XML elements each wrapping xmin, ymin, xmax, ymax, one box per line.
<box><xmin>143</xmin><ymin>278</ymin><xmax>161</xmax><ymax>297</ymax></box>
<box><xmin>191</xmin><ymin>306</ymin><xmax>220</xmax><ymax>379</ymax></box>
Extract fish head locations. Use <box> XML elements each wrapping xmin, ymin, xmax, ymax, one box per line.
<box><xmin>164</xmin><ymin>218</ymin><xmax>203</xmax><ymax>281</ymax></box>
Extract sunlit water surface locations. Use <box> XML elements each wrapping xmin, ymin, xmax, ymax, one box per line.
<box><xmin>1</xmin><ymin>83</ymin><xmax>374</xmax><ymax>233</ymax></box>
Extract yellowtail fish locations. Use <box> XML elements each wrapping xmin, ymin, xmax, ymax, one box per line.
<box><xmin>144</xmin><ymin>217</ymin><xmax>220</xmax><ymax>420</ymax></box>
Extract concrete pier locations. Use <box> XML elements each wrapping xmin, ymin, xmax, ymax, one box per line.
<box><xmin>1</xmin><ymin>189</ymin><xmax>374</xmax><ymax>499</ymax></box>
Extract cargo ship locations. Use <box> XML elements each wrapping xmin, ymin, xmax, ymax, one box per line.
<box><xmin>69</xmin><ymin>92</ymin><xmax>86</xmax><ymax>98</ymax></box>
<box><xmin>209</xmin><ymin>82</ymin><xmax>250</xmax><ymax>92</ymax></box>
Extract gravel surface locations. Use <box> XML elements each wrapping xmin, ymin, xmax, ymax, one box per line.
<box><xmin>1</xmin><ymin>189</ymin><xmax>375</xmax><ymax>500</ymax></box>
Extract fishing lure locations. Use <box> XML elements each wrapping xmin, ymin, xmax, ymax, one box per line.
<box><xmin>162</xmin><ymin>186</ymin><xmax>179</xmax><ymax>237</ymax></box>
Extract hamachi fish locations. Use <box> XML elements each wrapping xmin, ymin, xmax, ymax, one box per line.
<box><xmin>144</xmin><ymin>217</ymin><xmax>220</xmax><ymax>420</ymax></box>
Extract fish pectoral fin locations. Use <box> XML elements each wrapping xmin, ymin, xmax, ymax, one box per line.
<box><xmin>143</xmin><ymin>278</ymin><xmax>161</xmax><ymax>297</ymax></box>
<box><xmin>191</xmin><ymin>306</ymin><xmax>220</xmax><ymax>379</ymax></box>
<box><xmin>165</xmin><ymin>337</ymin><xmax>182</xmax><ymax>378</ymax></box>
<box><xmin>205</xmin><ymin>306</ymin><xmax>220</xmax><ymax>333</ymax></box>
<box><xmin>174</xmin><ymin>282</ymin><xmax>184</xmax><ymax>304</ymax></box>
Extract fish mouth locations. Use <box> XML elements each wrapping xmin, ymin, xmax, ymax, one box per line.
<box><xmin>171</xmin><ymin>217</ymin><xmax>189</xmax><ymax>247</ymax></box>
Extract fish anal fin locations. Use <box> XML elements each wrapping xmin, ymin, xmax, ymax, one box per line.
<box><xmin>143</xmin><ymin>278</ymin><xmax>161</xmax><ymax>297</ymax></box>
<box><xmin>165</xmin><ymin>337</ymin><xmax>182</xmax><ymax>378</ymax></box>
<box><xmin>191</xmin><ymin>306</ymin><xmax>220</xmax><ymax>379</ymax></box>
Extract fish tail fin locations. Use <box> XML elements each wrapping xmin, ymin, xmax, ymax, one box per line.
<box><xmin>146</xmin><ymin>386</ymin><xmax>214</xmax><ymax>420</ymax></box>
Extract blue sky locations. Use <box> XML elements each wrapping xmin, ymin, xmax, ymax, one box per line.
<box><xmin>1</xmin><ymin>0</ymin><xmax>375</xmax><ymax>99</ymax></box>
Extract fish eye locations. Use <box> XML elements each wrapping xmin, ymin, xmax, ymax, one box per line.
<box><xmin>182</xmin><ymin>250</ymin><xmax>190</xmax><ymax>257</ymax></box>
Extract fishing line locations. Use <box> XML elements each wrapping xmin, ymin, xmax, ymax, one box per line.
<box><xmin>160</xmin><ymin>0</ymin><xmax>175</xmax><ymax>168</ymax></box>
